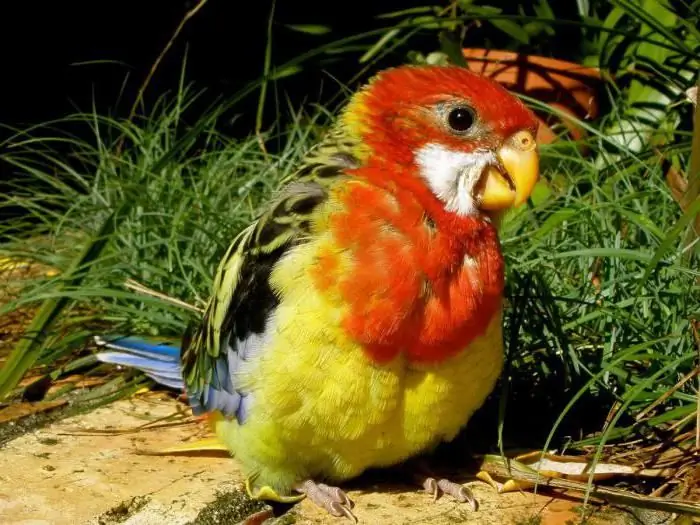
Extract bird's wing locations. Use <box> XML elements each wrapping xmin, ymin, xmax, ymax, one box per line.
<box><xmin>181</xmin><ymin>144</ymin><xmax>359</xmax><ymax>420</ymax></box>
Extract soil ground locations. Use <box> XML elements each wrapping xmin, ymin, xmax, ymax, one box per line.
<box><xmin>0</xmin><ymin>392</ymin><xmax>644</xmax><ymax>525</ymax></box>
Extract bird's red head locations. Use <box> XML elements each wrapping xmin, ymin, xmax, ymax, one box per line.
<box><xmin>342</xmin><ymin>65</ymin><xmax>540</xmax><ymax>216</ymax></box>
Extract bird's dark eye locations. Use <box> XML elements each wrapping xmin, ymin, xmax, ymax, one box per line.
<box><xmin>447</xmin><ymin>106</ymin><xmax>475</xmax><ymax>132</ymax></box>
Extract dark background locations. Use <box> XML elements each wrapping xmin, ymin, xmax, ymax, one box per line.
<box><xmin>0</xmin><ymin>0</ymin><xmax>433</xmax><ymax>139</ymax></box>
<box><xmin>0</xmin><ymin>0</ymin><xmax>590</xmax><ymax>233</ymax></box>
<box><xmin>0</xmin><ymin>0</ymin><xmax>427</xmax><ymax>227</ymax></box>
<box><xmin>0</xmin><ymin>0</ymin><xmax>592</xmax><ymax>146</ymax></box>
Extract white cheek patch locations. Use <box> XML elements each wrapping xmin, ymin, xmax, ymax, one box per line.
<box><xmin>415</xmin><ymin>143</ymin><xmax>497</xmax><ymax>216</ymax></box>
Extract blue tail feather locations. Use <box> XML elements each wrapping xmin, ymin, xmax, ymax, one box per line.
<box><xmin>144</xmin><ymin>373</ymin><xmax>186</xmax><ymax>390</ymax></box>
<box><xmin>94</xmin><ymin>352</ymin><xmax>183</xmax><ymax>378</ymax></box>
<box><xmin>94</xmin><ymin>335</ymin><xmax>185</xmax><ymax>391</ymax></box>
<box><xmin>94</xmin><ymin>335</ymin><xmax>180</xmax><ymax>359</ymax></box>
<box><xmin>94</xmin><ymin>334</ymin><xmax>248</xmax><ymax>420</ymax></box>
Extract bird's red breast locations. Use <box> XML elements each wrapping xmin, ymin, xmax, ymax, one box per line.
<box><xmin>311</xmin><ymin>169</ymin><xmax>504</xmax><ymax>365</ymax></box>
<box><xmin>308</xmin><ymin>65</ymin><xmax>536</xmax><ymax>365</ymax></box>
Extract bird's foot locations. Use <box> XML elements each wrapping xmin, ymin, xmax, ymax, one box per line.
<box><xmin>404</xmin><ymin>459</ymin><xmax>478</xmax><ymax>511</ymax></box>
<box><xmin>420</xmin><ymin>476</ymin><xmax>478</xmax><ymax>511</ymax></box>
<box><xmin>294</xmin><ymin>479</ymin><xmax>357</xmax><ymax>523</ymax></box>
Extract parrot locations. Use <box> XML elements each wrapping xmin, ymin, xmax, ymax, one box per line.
<box><xmin>95</xmin><ymin>64</ymin><xmax>540</xmax><ymax>522</ymax></box>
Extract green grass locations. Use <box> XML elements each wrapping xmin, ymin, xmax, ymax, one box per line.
<box><xmin>1</xmin><ymin>76</ymin><xmax>696</xmax><ymax>454</ymax></box>
<box><xmin>504</xmin><ymin>136</ymin><xmax>697</xmax><ymax>438</ymax></box>
<box><xmin>0</xmin><ymin>4</ymin><xmax>698</xmax><ymax>496</ymax></box>
<box><xmin>0</xmin><ymin>86</ymin><xmax>328</xmax><ymax>385</ymax></box>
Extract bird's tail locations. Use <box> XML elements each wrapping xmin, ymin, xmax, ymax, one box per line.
<box><xmin>94</xmin><ymin>335</ymin><xmax>185</xmax><ymax>391</ymax></box>
<box><xmin>93</xmin><ymin>335</ymin><xmax>230</xmax><ymax>456</ymax></box>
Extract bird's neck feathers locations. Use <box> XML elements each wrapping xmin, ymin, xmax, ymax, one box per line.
<box><xmin>337</xmin><ymin>193</ymin><xmax>505</xmax><ymax>365</ymax></box>
<box><xmin>316</xmin><ymin>91</ymin><xmax>505</xmax><ymax>365</ymax></box>
<box><xmin>337</xmin><ymin>92</ymin><xmax>499</xmax><ymax>242</ymax></box>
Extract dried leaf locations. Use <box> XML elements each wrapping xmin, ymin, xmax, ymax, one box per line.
<box><xmin>0</xmin><ymin>399</ymin><xmax>67</xmax><ymax>424</ymax></box>
<box><xmin>514</xmin><ymin>451</ymin><xmax>675</xmax><ymax>481</ymax></box>
<box><xmin>45</xmin><ymin>376</ymin><xmax>109</xmax><ymax>397</ymax></box>
<box><xmin>135</xmin><ymin>436</ymin><xmax>228</xmax><ymax>456</ymax></box>
<box><xmin>666</xmin><ymin>165</ymin><xmax>690</xmax><ymax>208</ymax></box>
<box><xmin>0</xmin><ymin>257</ymin><xmax>29</xmax><ymax>272</ymax></box>
<box><xmin>0</xmin><ymin>257</ymin><xmax>58</xmax><ymax>276</ymax></box>
<box><xmin>477</xmin><ymin>454</ymin><xmax>700</xmax><ymax>517</ymax></box>
<box><xmin>476</xmin><ymin>451</ymin><xmax>676</xmax><ymax>494</ymax></box>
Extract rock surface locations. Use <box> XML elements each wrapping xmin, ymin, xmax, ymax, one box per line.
<box><xmin>0</xmin><ymin>392</ymin><xmax>631</xmax><ymax>525</ymax></box>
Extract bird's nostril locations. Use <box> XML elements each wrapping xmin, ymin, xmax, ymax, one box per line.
<box><xmin>510</xmin><ymin>130</ymin><xmax>536</xmax><ymax>151</ymax></box>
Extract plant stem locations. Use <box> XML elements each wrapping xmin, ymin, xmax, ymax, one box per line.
<box><xmin>683</xmin><ymin>76</ymin><xmax>700</xmax><ymax>248</ymax></box>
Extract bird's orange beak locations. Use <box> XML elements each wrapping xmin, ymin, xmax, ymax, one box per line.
<box><xmin>477</xmin><ymin>130</ymin><xmax>539</xmax><ymax>211</ymax></box>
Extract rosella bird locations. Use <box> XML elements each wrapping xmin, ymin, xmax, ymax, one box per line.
<box><xmin>96</xmin><ymin>64</ymin><xmax>539</xmax><ymax>521</ymax></box>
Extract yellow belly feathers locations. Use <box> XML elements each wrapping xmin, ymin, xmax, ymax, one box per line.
<box><xmin>213</xmin><ymin>233</ymin><xmax>504</xmax><ymax>494</ymax></box>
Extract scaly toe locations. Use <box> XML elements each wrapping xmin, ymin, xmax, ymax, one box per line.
<box><xmin>295</xmin><ymin>480</ymin><xmax>357</xmax><ymax>523</ymax></box>
<box><xmin>317</xmin><ymin>483</ymin><xmax>355</xmax><ymax>509</ymax></box>
<box><xmin>329</xmin><ymin>501</ymin><xmax>358</xmax><ymax>522</ymax></box>
<box><xmin>422</xmin><ymin>477</ymin><xmax>439</xmax><ymax>501</ymax></box>
<box><xmin>437</xmin><ymin>479</ymin><xmax>478</xmax><ymax>511</ymax></box>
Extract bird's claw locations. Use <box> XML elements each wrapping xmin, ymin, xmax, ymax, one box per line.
<box><xmin>423</xmin><ymin>477</ymin><xmax>439</xmax><ymax>501</ymax></box>
<box><xmin>318</xmin><ymin>483</ymin><xmax>354</xmax><ymax>509</ymax></box>
<box><xmin>295</xmin><ymin>479</ymin><xmax>357</xmax><ymax>523</ymax></box>
<box><xmin>330</xmin><ymin>501</ymin><xmax>358</xmax><ymax>523</ymax></box>
<box><xmin>422</xmin><ymin>477</ymin><xmax>478</xmax><ymax>511</ymax></box>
